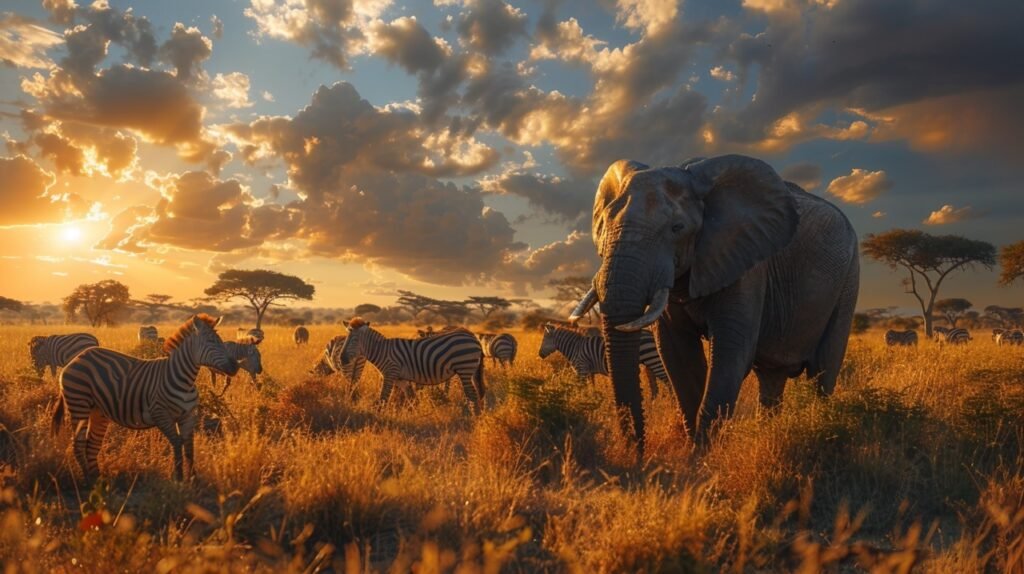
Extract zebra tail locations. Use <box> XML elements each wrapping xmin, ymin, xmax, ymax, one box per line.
<box><xmin>50</xmin><ymin>394</ymin><xmax>65</xmax><ymax>437</ymax></box>
<box><xmin>475</xmin><ymin>359</ymin><xmax>486</xmax><ymax>402</ymax></box>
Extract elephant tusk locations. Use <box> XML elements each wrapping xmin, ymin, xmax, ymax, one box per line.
<box><xmin>567</xmin><ymin>287</ymin><xmax>598</xmax><ymax>324</ymax></box>
<box><xmin>615</xmin><ymin>288</ymin><xmax>670</xmax><ymax>332</ymax></box>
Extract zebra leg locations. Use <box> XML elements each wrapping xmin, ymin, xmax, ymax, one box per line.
<box><xmin>379</xmin><ymin>376</ymin><xmax>397</xmax><ymax>407</ymax></box>
<box><xmin>642</xmin><ymin>365</ymin><xmax>659</xmax><ymax>399</ymax></box>
<box><xmin>72</xmin><ymin>418</ymin><xmax>91</xmax><ymax>479</ymax></box>
<box><xmin>84</xmin><ymin>411</ymin><xmax>110</xmax><ymax>479</ymax></box>
<box><xmin>457</xmin><ymin>371</ymin><xmax>482</xmax><ymax>415</ymax></box>
<box><xmin>179</xmin><ymin>410</ymin><xmax>198</xmax><ymax>480</ymax></box>
<box><xmin>153</xmin><ymin>413</ymin><xmax>185</xmax><ymax>481</ymax></box>
<box><xmin>754</xmin><ymin>367</ymin><xmax>788</xmax><ymax>411</ymax></box>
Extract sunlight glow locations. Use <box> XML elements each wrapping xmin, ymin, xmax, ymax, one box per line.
<box><xmin>60</xmin><ymin>225</ymin><xmax>83</xmax><ymax>243</ymax></box>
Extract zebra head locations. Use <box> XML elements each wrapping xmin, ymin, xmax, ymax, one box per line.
<box><xmin>239</xmin><ymin>344</ymin><xmax>263</xmax><ymax>379</ymax></box>
<box><xmin>27</xmin><ymin>336</ymin><xmax>46</xmax><ymax>376</ymax></box>
<box><xmin>339</xmin><ymin>318</ymin><xmax>371</xmax><ymax>367</ymax></box>
<box><xmin>538</xmin><ymin>324</ymin><xmax>558</xmax><ymax>359</ymax></box>
<box><xmin>176</xmin><ymin>315</ymin><xmax>238</xmax><ymax>376</ymax></box>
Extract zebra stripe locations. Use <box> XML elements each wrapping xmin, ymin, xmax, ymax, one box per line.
<box><xmin>294</xmin><ymin>326</ymin><xmax>309</xmax><ymax>345</ymax></box>
<box><xmin>884</xmin><ymin>330</ymin><xmax>918</xmax><ymax>346</ymax></box>
<box><xmin>934</xmin><ymin>327</ymin><xmax>971</xmax><ymax>345</ymax></box>
<box><xmin>28</xmin><ymin>333</ymin><xmax>99</xmax><ymax>377</ymax></box>
<box><xmin>237</xmin><ymin>327</ymin><xmax>265</xmax><ymax>344</ymax></box>
<box><xmin>340</xmin><ymin>319</ymin><xmax>484</xmax><ymax>413</ymax></box>
<box><xmin>51</xmin><ymin>315</ymin><xmax>236</xmax><ymax>480</ymax></box>
<box><xmin>309</xmin><ymin>335</ymin><xmax>366</xmax><ymax>385</ymax></box>
<box><xmin>477</xmin><ymin>333</ymin><xmax>518</xmax><ymax>366</ymax></box>
<box><xmin>210</xmin><ymin>341</ymin><xmax>264</xmax><ymax>394</ymax></box>
<box><xmin>996</xmin><ymin>329</ymin><xmax>1024</xmax><ymax>346</ymax></box>
<box><xmin>138</xmin><ymin>326</ymin><xmax>158</xmax><ymax>342</ymax></box>
<box><xmin>539</xmin><ymin>324</ymin><xmax>666</xmax><ymax>395</ymax></box>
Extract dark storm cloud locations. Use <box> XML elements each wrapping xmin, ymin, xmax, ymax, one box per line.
<box><xmin>716</xmin><ymin>0</ymin><xmax>1024</xmax><ymax>154</ymax></box>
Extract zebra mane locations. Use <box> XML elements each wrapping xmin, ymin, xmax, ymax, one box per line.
<box><xmin>164</xmin><ymin>313</ymin><xmax>219</xmax><ymax>353</ymax></box>
<box><xmin>546</xmin><ymin>323</ymin><xmax>599</xmax><ymax>337</ymax></box>
<box><xmin>347</xmin><ymin>316</ymin><xmax>370</xmax><ymax>329</ymax></box>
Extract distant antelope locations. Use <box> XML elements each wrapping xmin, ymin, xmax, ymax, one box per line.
<box><xmin>293</xmin><ymin>326</ymin><xmax>309</xmax><ymax>345</ymax></box>
<box><xmin>138</xmin><ymin>325</ymin><xmax>158</xmax><ymax>342</ymax></box>
<box><xmin>884</xmin><ymin>330</ymin><xmax>918</xmax><ymax>347</ymax></box>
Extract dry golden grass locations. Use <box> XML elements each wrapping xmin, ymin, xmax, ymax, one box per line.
<box><xmin>1</xmin><ymin>324</ymin><xmax>1023</xmax><ymax>572</ymax></box>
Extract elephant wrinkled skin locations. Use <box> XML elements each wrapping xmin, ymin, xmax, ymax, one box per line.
<box><xmin>573</xmin><ymin>154</ymin><xmax>860</xmax><ymax>458</ymax></box>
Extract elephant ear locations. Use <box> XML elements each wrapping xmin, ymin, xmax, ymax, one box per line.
<box><xmin>592</xmin><ymin>159</ymin><xmax>649</xmax><ymax>257</ymax></box>
<box><xmin>687</xmin><ymin>155</ymin><xmax>799</xmax><ymax>298</ymax></box>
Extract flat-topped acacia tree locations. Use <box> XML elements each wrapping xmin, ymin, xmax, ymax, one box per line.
<box><xmin>862</xmin><ymin>229</ymin><xmax>995</xmax><ymax>337</ymax></box>
<box><xmin>1000</xmin><ymin>241</ymin><xmax>1024</xmax><ymax>288</ymax></box>
<box><xmin>204</xmin><ymin>269</ymin><xmax>315</xmax><ymax>329</ymax></box>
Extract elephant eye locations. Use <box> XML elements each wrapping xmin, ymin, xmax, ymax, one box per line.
<box><xmin>671</xmin><ymin>223</ymin><xmax>686</xmax><ymax>233</ymax></box>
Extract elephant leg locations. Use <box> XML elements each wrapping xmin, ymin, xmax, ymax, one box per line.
<box><xmin>655</xmin><ymin>310</ymin><xmax>707</xmax><ymax>437</ymax></box>
<box><xmin>699</xmin><ymin>324</ymin><xmax>757</xmax><ymax>440</ymax></box>
<box><xmin>809</xmin><ymin>261</ymin><xmax>859</xmax><ymax>396</ymax></box>
<box><xmin>754</xmin><ymin>367</ymin><xmax>788</xmax><ymax>411</ymax></box>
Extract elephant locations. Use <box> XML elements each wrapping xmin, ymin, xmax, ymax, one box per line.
<box><xmin>568</xmin><ymin>154</ymin><xmax>860</xmax><ymax>458</ymax></box>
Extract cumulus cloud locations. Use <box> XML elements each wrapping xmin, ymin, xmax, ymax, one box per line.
<box><xmin>212</xmin><ymin>72</ymin><xmax>253</xmax><ymax>108</ymax></box>
<box><xmin>480</xmin><ymin>170</ymin><xmax>593</xmax><ymax>223</ymax></box>
<box><xmin>496</xmin><ymin>230</ymin><xmax>602</xmax><ymax>293</ymax></box>
<box><xmin>709</xmin><ymin>65</ymin><xmax>735</xmax><ymax>82</ymax></box>
<box><xmin>41</xmin><ymin>0</ymin><xmax>77</xmax><ymax>25</ymax></box>
<box><xmin>0</xmin><ymin>13</ymin><xmax>64</xmax><ymax>68</ymax></box>
<box><xmin>211</xmin><ymin>14</ymin><xmax>224</xmax><ymax>39</ymax></box>
<box><xmin>780</xmin><ymin>162</ymin><xmax>822</xmax><ymax>191</ymax></box>
<box><xmin>455</xmin><ymin>0</ymin><xmax>527</xmax><ymax>56</ymax></box>
<box><xmin>825</xmin><ymin>168</ymin><xmax>891</xmax><ymax>204</ymax></box>
<box><xmin>0</xmin><ymin>155</ymin><xmax>90</xmax><ymax>226</ymax></box>
<box><xmin>159</xmin><ymin>23</ymin><xmax>212</xmax><ymax>82</ymax></box>
<box><xmin>244</xmin><ymin>0</ymin><xmax>390</xmax><ymax>69</ymax></box>
<box><xmin>12</xmin><ymin>111</ymin><xmax>139</xmax><ymax>179</ymax></box>
<box><xmin>923</xmin><ymin>204</ymin><xmax>978</xmax><ymax>226</ymax></box>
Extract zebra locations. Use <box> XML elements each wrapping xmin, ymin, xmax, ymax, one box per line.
<box><xmin>477</xmin><ymin>332</ymin><xmax>518</xmax><ymax>366</ymax></box>
<box><xmin>210</xmin><ymin>341</ymin><xmax>264</xmax><ymax>395</ymax></box>
<box><xmin>934</xmin><ymin>326</ymin><xmax>971</xmax><ymax>345</ymax></box>
<box><xmin>237</xmin><ymin>327</ymin><xmax>265</xmax><ymax>344</ymax></box>
<box><xmin>884</xmin><ymin>330</ymin><xmax>918</xmax><ymax>346</ymax></box>
<box><xmin>992</xmin><ymin>328</ymin><xmax>1007</xmax><ymax>342</ymax></box>
<box><xmin>51</xmin><ymin>314</ymin><xmax>238</xmax><ymax>481</ymax></box>
<box><xmin>28</xmin><ymin>333</ymin><xmax>99</xmax><ymax>377</ymax></box>
<box><xmin>309</xmin><ymin>335</ymin><xmax>365</xmax><ymax>385</ymax></box>
<box><xmin>339</xmin><ymin>318</ymin><xmax>485</xmax><ymax>413</ymax></box>
<box><xmin>294</xmin><ymin>326</ymin><xmax>310</xmax><ymax>345</ymax></box>
<box><xmin>996</xmin><ymin>329</ymin><xmax>1024</xmax><ymax>346</ymax></box>
<box><xmin>417</xmin><ymin>325</ymin><xmax>462</xmax><ymax>338</ymax></box>
<box><xmin>538</xmin><ymin>324</ymin><xmax>666</xmax><ymax>396</ymax></box>
<box><xmin>138</xmin><ymin>325</ymin><xmax>158</xmax><ymax>342</ymax></box>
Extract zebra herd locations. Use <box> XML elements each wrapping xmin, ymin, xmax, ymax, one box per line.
<box><xmin>884</xmin><ymin>327</ymin><xmax>1024</xmax><ymax>347</ymax></box>
<box><xmin>538</xmin><ymin>323</ymin><xmax>668</xmax><ymax>397</ymax></box>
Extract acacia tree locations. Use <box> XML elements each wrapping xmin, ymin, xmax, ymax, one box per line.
<box><xmin>985</xmin><ymin>305</ymin><xmax>1024</xmax><ymax>329</ymax></box>
<box><xmin>862</xmin><ymin>230</ymin><xmax>995</xmax><ymax>337</ymax></box>
<box><xmin>934</xmin><ymin>298</ymin><xmax>972</xmax><ymax>328</ymax></box>
<box><xmin>63</xmin><ymin>280</ymin><xmax>131</xmax><ymax>326</ymax></box>
<box><xmin>465</xmin><ymin>296</ymin><xmax>512</xmax><ymax>319</ymax></box>
<box><xmin>0</xmin><ymin>296</ymin><xmax>23</xmax><ymax>312</ymax></box>
<box><xmin>136</xmin><ymin>293</ymin><xmax>175</xmax><ymax>322</ymax></box>
<box><xmin>1000</xmin><ymin>241</ymin><xmax>1024</xmax><ymax>288</ymax></box>
<box><xmin>204</xmin><ymin>269</ymin><xmax>315</xmax><ymax>328</ymax></box>
<box><xmin>354</xmin><ymin>303</ymin><xmax>382</xmax><ymax>316</ymax></box>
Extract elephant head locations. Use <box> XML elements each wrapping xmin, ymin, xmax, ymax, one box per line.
<box><xmin>570</xmin><ymin>154</ymin><xmax>799</xmax><ymax>451</ymax></box>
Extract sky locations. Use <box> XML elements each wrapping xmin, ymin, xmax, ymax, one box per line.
<box><xmin>0</xmin><ymin>0</ymin><xmax>1022</xmax><ymax>312</ymax></box>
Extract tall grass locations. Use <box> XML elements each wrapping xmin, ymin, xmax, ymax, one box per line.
<box><xmin>0</xmin><ymin>325</ymin><xmax>1022</xmax><ymax>571</ymax></box>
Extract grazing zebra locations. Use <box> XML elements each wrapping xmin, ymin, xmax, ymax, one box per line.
<box><xmin>236</xmin><ymin>327</ymin><xmax>265</xmax><ymax>344</ymax></box>
<box><xmin>294</xmin><ymin>326</ymin><xmax>310</xmax><ymax>345</ymax></box>
<box><xmin>309</xmin><ymin>335</ymin><xmax>365</xmax><ymax>385</ymax></box>
<box><xmin>138</xmin><ymin>325</ymin><xmax>158</xmax><ymax>342</ymax></box>
<box><xmin>996</xmin><ymin>329</ymin><xmax>1024</xmax><ymax>346</ymax></box>
<box><xmin>934</xmin><ymin>326</ymin><xmax>971</xmax><ymax>345</ymax></box>
<box><xmin>28</xmin><ymin>333</ymin><xmax>99</xmax><ymax>377</ymax></box>
<box><xmin>210</xmin><ymin>341</ymin><xmax>264</xmax><ymax>395</ymax></box>
<box><xmin>884</xmin><ymin>330</ymin><xmax>918</xmax><ymax>347</ymax></box>
<box><xmin>340</xmin><ymin>318</ymin><xmax>485</xmax><ymax>413</ymax></box>
<box><xmin>538</xmin><ymin>324</ymin><xmax>666</xmax><ymax>396</ymax></box>
<box><xmin>51</xmin><ymin>314</ymin><xmax>238</xmax><ymax>481</ymax></box>
<box><xmin>477</xmin><ymin>333</ymin><xmax>518</xmax><ymax>366</ymax></box>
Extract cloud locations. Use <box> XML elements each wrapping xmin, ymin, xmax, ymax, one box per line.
<box><xmin>923</xmin><ymin>204</ymin><xmax>978</xmax><ymax>226</ymax></box>
<box><xmin>211</xmin><ymin>14</ymin><xmax>223</xmax><ymax>39</ymax></box>
<box><xmin>479</xmin><ymin>170</ymin><xmax>593</xmax><ymax>223</ymax></box>
<box><xmin>615</xmin><ymin>0</ymin><xmax>679</xmax><ymax>36</ymax></box>
<box><xmin>12</xmin><ymin>112</ymin><xmax>139</xmax><ymax>179</ymax></box>
<box><xmin>456</xmin><ymin>0</ymin><xmax>527</xmax><ymax>56</ymax></box>
<box><xmin>496</xmin><ymin>230</ymin><xmax>602</xmax><ymax>293</ymax></box>
<box><xmin>825</xmin><ymin>168</ymin><xmax>891</xmax><ymax>204</ymax></box>
<box><xmin>244</xmin><ymin>0</ymin><xmax>389</xmax><ymax>69</ymax></box>
<box><xmin>0</xmin><ymin>13</ymin><xmax>64</xmax><ymax>68</ymax></box>
<box><xmin>780</xmin><ymin>162</ymin><xmax>822</xmax><ymax>191</ymax></box>
<box><xmin>41</xmin><ymin>0</ymin><xmax>77</xmax><ymax>25</ymax></box>
<box><xmin>159</xmin><ymin>23</ymin><xmax>212</xmax><ymax>82</ymax></box>
<box><xmin>212</xmin><ymin>72</ymin><xmax>253</xmax><ymax>108</ymax></box>
<box><xmin>709</xmin><ymin>65</ymin><xmax>735</xmax><ymax>82</ymax></box>
<box><xmin>94</xmin><ymin>205</ymin><xmax>151</xmax><ymax>253</ymax></box>
<box><xmin>0</xmin><ymin>155</ymin><xmax>90</xmax><ymax>226</ymax></box>
<box><xmin>261</xmin><ymin>90</ymin><xmax>275</xmax><ymax>102</ymax></box>
<box><xmin>714</xmin><ymin>0</ymin><xmax>1024</xmax><ymax>156</ymax></box>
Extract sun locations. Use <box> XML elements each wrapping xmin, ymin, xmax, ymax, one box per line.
<box><xmin>60</xmin><ymin>225</ymin><xmax>83</xmax><ymax>243</ymax></box>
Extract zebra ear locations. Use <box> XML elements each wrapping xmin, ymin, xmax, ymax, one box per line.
<box><xmin>342</xmin><ymin>320</ymin><xmax>350</xmax><ymax>329</ymax></box>
<box><xmin>543</xmin><ymin>324</ymin><xmax>554</xmax><ymax>333</ymax></box>
<box><xmin>213</xmin><ymin>316</ymin><xmax>224</xmax><ymax>328</ymax></box>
